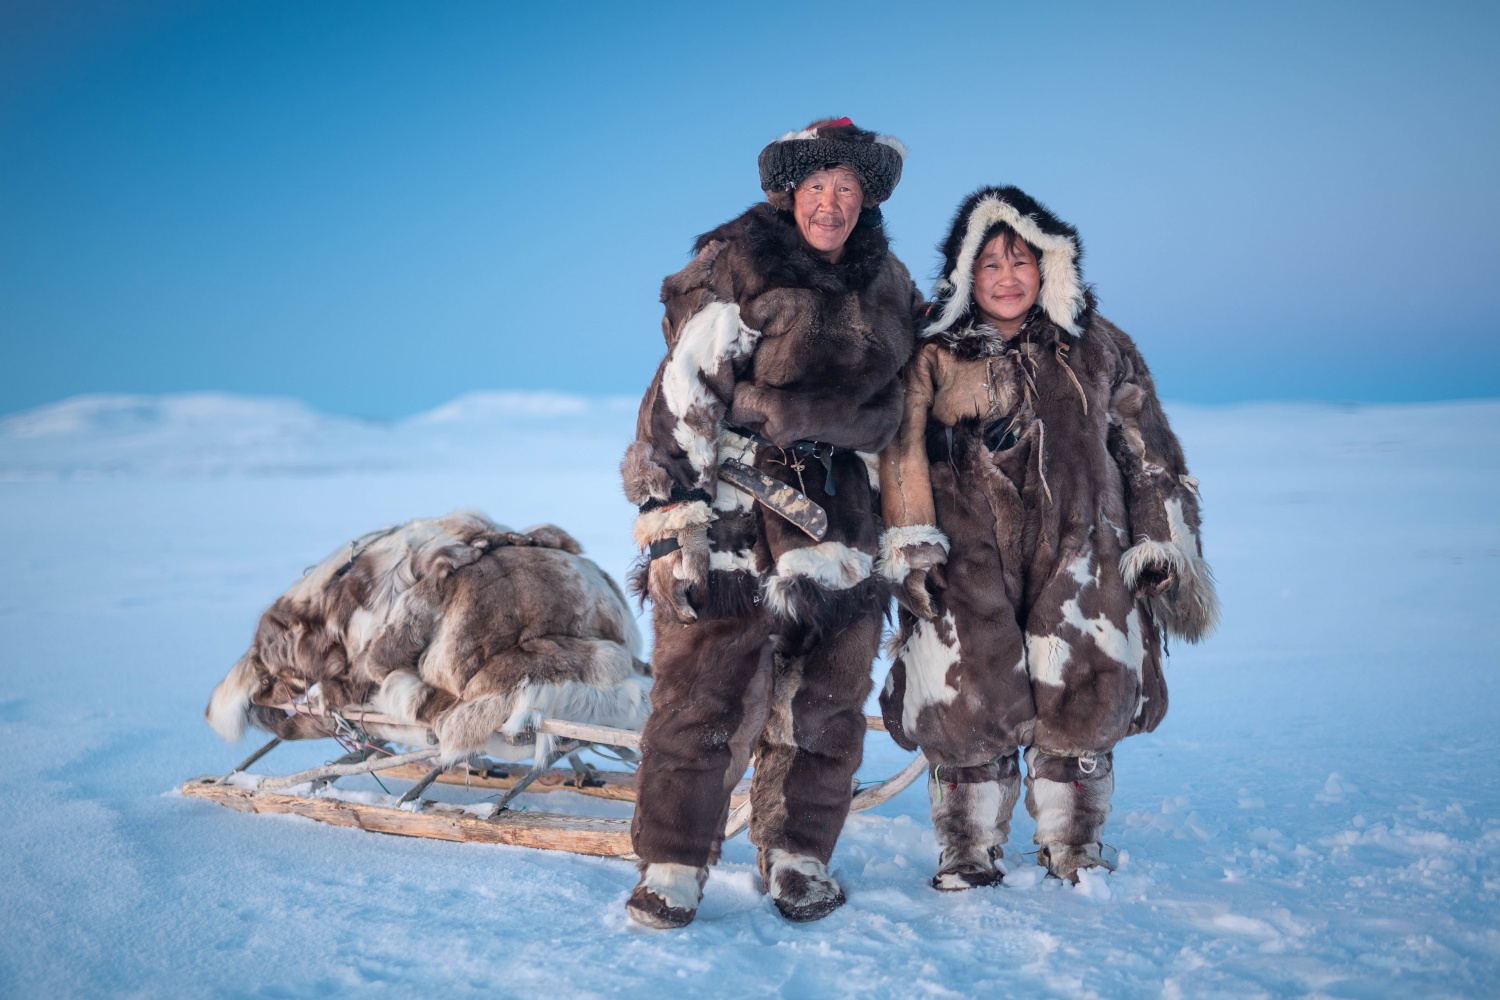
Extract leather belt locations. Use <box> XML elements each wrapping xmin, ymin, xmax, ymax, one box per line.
<box><xmin>725</xmin><ymin>425</ymin><xmax>851</xmax><ymax>496</ymax></box>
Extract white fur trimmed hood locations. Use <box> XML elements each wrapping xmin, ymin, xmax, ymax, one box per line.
<box><xmin>925</xmin><ymin>185</ymin><xmax>1088</xmax><ymax>338</ymax></box>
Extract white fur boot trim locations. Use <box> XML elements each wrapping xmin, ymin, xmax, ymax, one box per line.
<box><xmin>763</xmin><ymin>849</ymin><xmax>846</xmax><ymax>922</ymax></box>
<box><xmin>626</xmin><ymin>863</ymin><xmax>707</xmax><ymax>930</ymax></box>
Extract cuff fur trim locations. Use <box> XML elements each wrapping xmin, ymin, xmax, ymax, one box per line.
<box><xmin>632</xmin><ymin>500</ymin><xmax>714</xmax><ymax>549</ymax></box>
<box><xmin>875</xmin><ymin>524</ymin><xmax>950</xmax><ymax>583</ymax></box>
<box><xmin>1119</xmin><ymin>538</ymin><xmax>1220</xmax><ymax>643</ymax></box>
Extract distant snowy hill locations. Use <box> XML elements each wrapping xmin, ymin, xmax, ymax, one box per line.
<box><xmin>0</xmin><ymin>391</ymin><xmax>639</xmax><ymax>479</ymax></box>
<box><xmin>1</xmin><ymin>392</ymin><xmax>1497</xmax><ymax>997</ymax></box>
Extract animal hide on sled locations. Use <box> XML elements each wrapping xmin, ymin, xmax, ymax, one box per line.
<box><xmin>205</xmin><ymin>511</ymin><xmax>649</xmax><ymax>765</ymax></box>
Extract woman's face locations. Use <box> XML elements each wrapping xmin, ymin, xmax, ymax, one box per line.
<box><xmin>972</xmin><ymin>234</ymin><xmax>1041</xmax><ymax>335</ymax></box>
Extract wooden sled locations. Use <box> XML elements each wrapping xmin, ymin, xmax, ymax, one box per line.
<box><xmin>183</xmin><ymin>704</ymin><xmax>928</xmax><ymax>859</ymax></box>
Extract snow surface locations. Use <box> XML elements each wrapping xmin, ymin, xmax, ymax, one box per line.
<box><xmin>1</xmin><ymin>392</ymin><xmax>1498</xmax><ymax>998</ymax></box>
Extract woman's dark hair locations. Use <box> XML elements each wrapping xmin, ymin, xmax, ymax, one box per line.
<box><xmin>976</xmin><ymin>222</ymin><xmax>1041</xmax><ymax>268</ymax></box>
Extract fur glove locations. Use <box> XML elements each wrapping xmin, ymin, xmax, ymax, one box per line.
<box><xmin>634</xmin><ymin>500</ymin><xmax>714</xmax><ymax>624</ymax></box>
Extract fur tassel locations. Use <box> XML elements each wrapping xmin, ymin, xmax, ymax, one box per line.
<box><xmin>205</xmin><ymin>656</ymin><xmax>257</xmax><ymax>743</ymax></box>
<box><xmin>875</xmin><ymin>524</ymin><xmax>950</xmax><ymax>583</ymax></box>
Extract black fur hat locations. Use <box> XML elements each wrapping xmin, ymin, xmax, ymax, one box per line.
<box><xmin>758</xmin><ymin>118</ymin><xmax>907</xmax><ymax>210</ymax></box>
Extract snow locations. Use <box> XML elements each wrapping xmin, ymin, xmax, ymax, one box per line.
<box><xmin>1</xmin><ymin>392</ymin><xmax>1498</xmax><ymax>997</ymax></box>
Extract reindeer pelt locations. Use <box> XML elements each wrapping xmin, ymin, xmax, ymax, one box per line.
<box><xmin>205</xmin><ymin>511</ymin><xmax>648</xmax><ymax>764</ymax></box>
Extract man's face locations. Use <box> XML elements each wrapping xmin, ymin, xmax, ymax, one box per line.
<box><xmin>792</xmin><ymin>166</ymin><xmax>864</xmax><ymax>261</ymax></box>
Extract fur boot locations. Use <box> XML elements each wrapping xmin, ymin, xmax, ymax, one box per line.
<box><xmin>929</xmin><ymin>752</ymin><xmax>1021</xmax><ymax>890</ymax></box>
<box><xmin>760</xmin><ymin>848</ymin><xmax>845</xmax><ymax>922</ymax></box>
<box><xmin>625</xmin><ymin>863</ymin><xmax>709</xmax><ymax>930</ymax></box>
<box><xmin>1025</xmin><ymin>747</ymin><xmax>1116</xmax><ymax>883</ymax></box>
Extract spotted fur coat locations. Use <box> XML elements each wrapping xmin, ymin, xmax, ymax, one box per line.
<box><xmin>878</xmin><ymin>187</ymin><xmax>1218</xmax><ymax>766</ymax></box>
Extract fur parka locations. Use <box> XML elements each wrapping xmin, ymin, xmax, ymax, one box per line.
<box><xmin>622</xmin><ymin>202</ymin><xmax>924</xmax><ymax>622</ymax></box>
<box><xmin>205</xmin><ymin>512</ymin><xmax>649</xmax><ymax>765</ymax></box>
<box><xmin>878</xmin><ymin>187</ymin><xmax>1218</xmax><ymax>766</ymax></box>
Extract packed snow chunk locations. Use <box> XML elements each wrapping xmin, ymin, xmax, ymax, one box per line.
<box><xmin>1071</xmin><ymin>866</ymin><xmax>1113</xmax><ymax>901</ymax></box>
<box><xmin>1002</xmin><ymin>865</ymin><xmax>1047</xmax><ymax>890</ymax></box>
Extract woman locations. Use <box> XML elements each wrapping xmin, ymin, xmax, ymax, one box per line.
<box><xmin>875</xmin><ymin>186</ymin><xmax>1218</xmax><ymax>888</ymax></box>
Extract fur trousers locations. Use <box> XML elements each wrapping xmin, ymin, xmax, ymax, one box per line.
<box><xmin>630</xmin><ymin>601</ymin><xmax>881</xmax><ymax>868</ymax></box>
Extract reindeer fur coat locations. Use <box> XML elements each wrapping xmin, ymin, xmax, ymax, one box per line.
<box><xmin>622</xmin><ymin>202</ymin><xmax>923</xmax><ymax>621</ymax></box>
<box><xmin>878</xmin><ymin>187</ymin><xmax>1218</xmax><ymax>767</ymax></box>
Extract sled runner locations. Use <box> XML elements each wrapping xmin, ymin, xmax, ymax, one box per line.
<box><xmin>183</xmin><ymin>702</ymin><xmax>928</xmax><ymax>858</ymax></box>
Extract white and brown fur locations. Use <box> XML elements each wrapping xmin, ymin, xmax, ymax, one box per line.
<box><xmin>878</xmin><ymin>186</ymin><xmax>1218</xmax><ymax>878</ymax></box>
<box><xmin>622</xmin><ymin>198</ymin><xmax>922</xmax><ymax>880</ymax></box>
<box><xmin>206</xmin><ymin>511</ymin><xmax>648</xmax><ymax>765</ymax></box>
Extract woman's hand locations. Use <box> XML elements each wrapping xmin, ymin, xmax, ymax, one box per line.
<box><xmin>898</xmin><ymin>567</ymin><xmax>937</xmax><ymax>619</ymax></box>
<box><xmin>1132</xmin><ymin>562</ymin><xmax>1176</xmax><ymax>599</ymax></box>
<box><xmin>888</xmin><ymin>536</ymin><xmax>948</xmax><ymax>620</ymax></box>
<box><xmin>647</xmin><ymin>523</ymin><xmax>710</xmax><ymax>623</ymax></box>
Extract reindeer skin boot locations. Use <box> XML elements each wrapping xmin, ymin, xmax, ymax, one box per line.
<box><xmin>625</xmin><ymin>863</ymin><xmax>709</xmax><ymax>929</ymax></box>
<box><xmin>930</xmin><ymin>752</ymin><xmax>1021</xmax><ymax>890</ymax></box>
<box><xmin>1024</xmin><ymin>748</ymin><xmax>1116</xmax><ymax>883</ymax></box>
<box><xmin>761</xmin><ymin>849</ymin><xmax>846</xmax><ymax>922</ymax></box>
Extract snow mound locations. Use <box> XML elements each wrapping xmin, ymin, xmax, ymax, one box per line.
<box><xmin>0</xmin><ymin>390</ymin><xmax>639</xmax><ymax>480</ymax></box>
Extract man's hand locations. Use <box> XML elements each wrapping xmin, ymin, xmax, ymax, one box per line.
<box><xmin>647</xmin><ymin>523</ymin><xmax>709</xmax><ymax>623</ymax></box>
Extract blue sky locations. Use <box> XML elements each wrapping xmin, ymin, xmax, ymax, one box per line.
<box><xmin>2</xmin><ymin>0</ymin><xmax>1497</xmax><ymax>419</ymax></box>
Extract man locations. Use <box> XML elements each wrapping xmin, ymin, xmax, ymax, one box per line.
<box><xmin>620</xmin><ymin>118</ymin><xmax>922</xmax><ymax>928</ymax></box>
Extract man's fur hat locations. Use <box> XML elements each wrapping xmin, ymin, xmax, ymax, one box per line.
<box><xmin>758</xmin><ymin>118</ymin><xmax>907</xmax><ymax>211</ymax></box>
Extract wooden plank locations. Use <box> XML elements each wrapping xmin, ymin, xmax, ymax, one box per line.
<box><xmin>258</xmin><ymin>747</ymin><xmax>439</xmax><ymax>792</ymax></box>
<box><xmin>180</xmin><ymin>776</ymin><xmax>634</xmax><ymax>857</ymax></box>
<box><xmin>367</xmin><ymin>763</ymin><xmax>753</xmax><ymax>811</ymax></box>
<box><xmin>536</xmin><ymin>719</ymin><xmax>640</xmax><ymax>749</ymax></box>
<box><xmin>381</xmin><ymin>762</ymin><xmax>640</xmax><ymax>802</ymax></box>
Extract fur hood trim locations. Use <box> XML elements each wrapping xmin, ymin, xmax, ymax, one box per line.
<box><xmin>691</xmin><ymin>202</ymin><xmax>891</xmax><ymax>294</ymax></box>
<box><xmin>925</xmin><ymin>185</ymin><xmax>1087</xmax><ymax>338</ymax></box>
